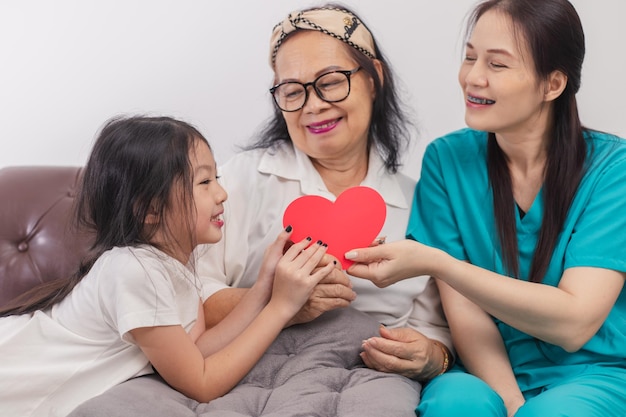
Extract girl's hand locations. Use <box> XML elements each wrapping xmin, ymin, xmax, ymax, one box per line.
<box><xmin>269</xmin><ymin>238</ymin><xmax>335</xmax><ymax>318</ymax></box>
<box><xmin>254</xmin><ymin>227</ymin><xmax>296</xmax><ymax>300</ymax></box>
<box><xmin>287</xmin><ymin>255</ymin><xmax>356</xmax><ymax>326</ymax></box>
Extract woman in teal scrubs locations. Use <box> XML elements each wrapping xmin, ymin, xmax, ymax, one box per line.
<box><xmin>344</xmin><ymin>0</ymin><xmax>626</xmax><ymax>416</ymax></box>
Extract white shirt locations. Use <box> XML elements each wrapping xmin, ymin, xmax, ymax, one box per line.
<box><xmin>197</xmin><ymin>144</ymin><xmax>451</xmax><ymax>347</ymax></box>
<box><xmin>0</xmin><ymin>246</ymin><xmax>202</xmax><ymax>417</ymax></box>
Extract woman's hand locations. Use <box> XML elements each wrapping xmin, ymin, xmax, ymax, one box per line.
<box><xmin>360</xmin><ymin>326</ymin><xmax>448</xmax><ymax>380</ymax></box>
<box><xmin>346</xmin><ymin>239</ymin><xmax>442</xmax><ymax>287</ymax></box>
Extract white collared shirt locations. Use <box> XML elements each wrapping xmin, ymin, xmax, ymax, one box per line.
<box><xmin>196</xmin><ymin>144</ymin><xmax>451</xmax><ymax>347</ymax></box>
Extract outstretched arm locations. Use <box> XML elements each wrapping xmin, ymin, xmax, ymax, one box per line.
<box><xmin>203</xmin><ymin>256</ymin><xmax>355</xmax><ymax>331</ymax></box>
<box><xmin>346</xmin><ymin>239</ymin><xmax>625</xmax><ymax>351</ymax></box>
<box><xmin>198</xmin><ymin>228</ymin><xmax>291</xmax><ymax>355</ymax></box>
<box><xmin>131</xmin><ymin>232</ymin><xmax>336</xmax><ymax>403</ymax></box>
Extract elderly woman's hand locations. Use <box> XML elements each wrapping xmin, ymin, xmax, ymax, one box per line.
<box><xmin>286</xmin><ymin>253</ymin><xmax>356</xmax><ymax>326</ymax></box>
<box><xmin>360</xmin><ymin>326</ymin><xmax>449</xmax><ymax>380</ymax></box>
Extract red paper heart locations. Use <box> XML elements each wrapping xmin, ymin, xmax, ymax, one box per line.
<box><xmin>282</xmin><ymin>186</ymin><xmax>386</xmax><ymax>269</ymax></box>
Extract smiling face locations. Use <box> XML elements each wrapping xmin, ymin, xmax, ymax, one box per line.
<box><xmin>188</xmin><ymin>139</ymin><xmax>227</xmax><ymax>246</ymax></box>
<box><xmin>273</xmin><ymin>30</ymin><xmax>377</xmax><ymax>165</ymax></box>
<box><xmin>161</xmin><ymin>139</ymin><xmax>228</xmax><ymax>262</ymax></box>
<box><xmin>459</xmin><ymin>9</ymin><xmax>552</xmax><ymax>137</ymax></box>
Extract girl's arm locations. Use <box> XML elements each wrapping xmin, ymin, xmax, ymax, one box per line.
<box><xmin>346</xmin><ymin>240</ymin><xmax>625</xmax><ymax>351</ymax></box>
<box><xmin>437</xmin><ymin>280</ymin><xmax>524</xmax><ymax>416</ymax></box>
<box><xmin>130</xmin><ymin>236</ymin><xmax>336</xmax><ymax>403</ymax></box>
<box><xmin>130</xmin><ymin>302</ymin><xmax>290</xmax><ymax>402</ymax></box>
<box><xmin>196</xmin><ymin>227</ymin><xmax>300</xmax><ymax>355</ymax></box>
<box><xmin>202</xmin><ymin>260</ymin><xmax>355</xmax><ymax>331</ymax></box>
<box><xmin>196</xmin><ymin>286</ymin><xmax>270</xmax><ymax>357</ymax></box>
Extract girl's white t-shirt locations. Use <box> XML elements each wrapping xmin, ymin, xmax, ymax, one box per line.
<box><xmin>0</xmin><ymin>245</ymin><xmax>203</xmax><ymax>417</ymax></box>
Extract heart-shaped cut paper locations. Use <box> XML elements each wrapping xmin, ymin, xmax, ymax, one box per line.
<box><xmin>282</xmin><ymin>186</ymin><xmax>386</xmax><ymax>269</ymax></box>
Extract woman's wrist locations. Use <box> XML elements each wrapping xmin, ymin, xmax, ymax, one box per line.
<box><xmin>419</xmin><ymin>339</ymin><xmax>451</xmax><ymax>381</ymax></box>
<box><xmin>431</xmin><ymin>340</ymin><xmax>451</xmax><ymax>376</ymax></box>
<box><xmin>423</xmin><ymin>245</ymin><xmax>449</xmax><ymax>278</ymax></box>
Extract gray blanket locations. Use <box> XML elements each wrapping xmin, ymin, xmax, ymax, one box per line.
<box><xmin>69</xmin><ymin>307</ymin><xmax>421</xmax><ymax>417</ymax></box>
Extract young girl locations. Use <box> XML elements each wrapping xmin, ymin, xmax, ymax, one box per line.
<box><xmin>0</xmin><ymin>116</ymin><xmax>336</xmax><ymax>417</ymax></box>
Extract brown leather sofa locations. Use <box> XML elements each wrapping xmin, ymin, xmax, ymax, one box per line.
<box><xmin>0</xmin><ymin>166</ymin><xmax>94</xmax><ymax>308</ymax></box>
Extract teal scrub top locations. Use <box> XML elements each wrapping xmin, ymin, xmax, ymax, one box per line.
<box><xmin>407</xmin><ymin>128</ymin><xmax>626</xmax><ymax>374</ymax></box>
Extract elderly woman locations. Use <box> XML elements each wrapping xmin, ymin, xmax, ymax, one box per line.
<box><xmin>198</xmin><ymin>4</ymin><xmax>452</xmax><ymax>383</ymax></box>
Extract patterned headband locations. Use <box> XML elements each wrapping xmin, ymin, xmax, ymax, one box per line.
<box><xmin>269</xmin><ymin>7</ymin><xmax>377</xmax><ymax>67</ymax></box>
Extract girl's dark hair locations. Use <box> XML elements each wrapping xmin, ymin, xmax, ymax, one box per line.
<box><xmin>469</xmin><ymin>0</ymin><xmax>587</xmax><ymax>282</ymax></box>
<box><xmin>247</xmin><ymin>3</ymin><xmax>414</xmax><ymax>174</ymax></box>
<box><xmin>0</xmin><ymin>116</ymin><xmax>208</xmax><ymax>317</ymax></box>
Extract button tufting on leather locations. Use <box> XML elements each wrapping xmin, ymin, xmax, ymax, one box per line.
<box><xmin>17</xmin><ymin>241</ymin><xmax>29</xmax><ymax>252</ymax></box>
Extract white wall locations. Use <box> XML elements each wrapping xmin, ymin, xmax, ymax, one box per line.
<box><xmin>1</xmin><ymin>0</ymin><xmax>624</xmax><ymax>180</ymax></box>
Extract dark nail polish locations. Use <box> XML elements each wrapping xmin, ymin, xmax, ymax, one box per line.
<box><xmin>316</xmin><ymin>240</ymin><xmax>322</xmax><ymax>245</ymax></box>
<box><xmin>285</xmin><ymin>225</ymin><xmax>292</xmax><ymax>232</ymax></box>
<box><xmin>333</xmin><ymin>260</ymin><xmax>337</xmax><ymax>265</ymax></box>
<box><xmin>306</xmin><ymin>236</ymin><xmax>312</xmax><ymax>241</ymax></box>
<box><xmin>322</xmin><ymin>243</ymin><xmax>328</xmax><ymax>247</ymax></box>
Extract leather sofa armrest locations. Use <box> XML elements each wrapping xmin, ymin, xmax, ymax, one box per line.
<box><xmin>0</xmin><ymin>166</ymin><xmax>94</xmax><ymax>308</ymax></box>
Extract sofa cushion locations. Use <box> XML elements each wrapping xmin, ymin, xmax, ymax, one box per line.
<box><xmin>69</xmin><ymin>307</ymin><xmax>421</xmax><ymax>417</ymax></box>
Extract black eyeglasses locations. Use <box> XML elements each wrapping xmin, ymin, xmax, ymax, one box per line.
<box><xmin>269</xmin><ymin>67</ymin><xmax>361</xmax><ymax>112</ymax></box>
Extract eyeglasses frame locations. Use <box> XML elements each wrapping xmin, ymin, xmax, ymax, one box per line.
<box><xmin>269</xmin><ymin>67</ymin><xmax>361</xmax><ymax>112</ymax></box>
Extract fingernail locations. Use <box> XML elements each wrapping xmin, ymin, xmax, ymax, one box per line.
<box><xmin>345</xmin><ymin>251</ymin><xmax>357</xmax><ymax>260</ymax></box>
<box><xmin>285</xmin><ymin>225</ymin><xmax>292</xmax><ymax>232</ymax></box>
<box><xmin>333</xmin><ymin>260</ymin><xmax>337</xmax><ymax>265</ymax></box>
<box><xmin>322</xmin><ymin>243</ymin><xmax>328</xmax><ymax>247</ymax></box>
<box><xmin>306</xmin><ymin>236</ymin><xmax>312</xmax><ymax>241</ymax></box>
<box><xmin>316</xmin><ymin>239</ymin><xmax>322</xmax><ymax>245</ymax></box>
